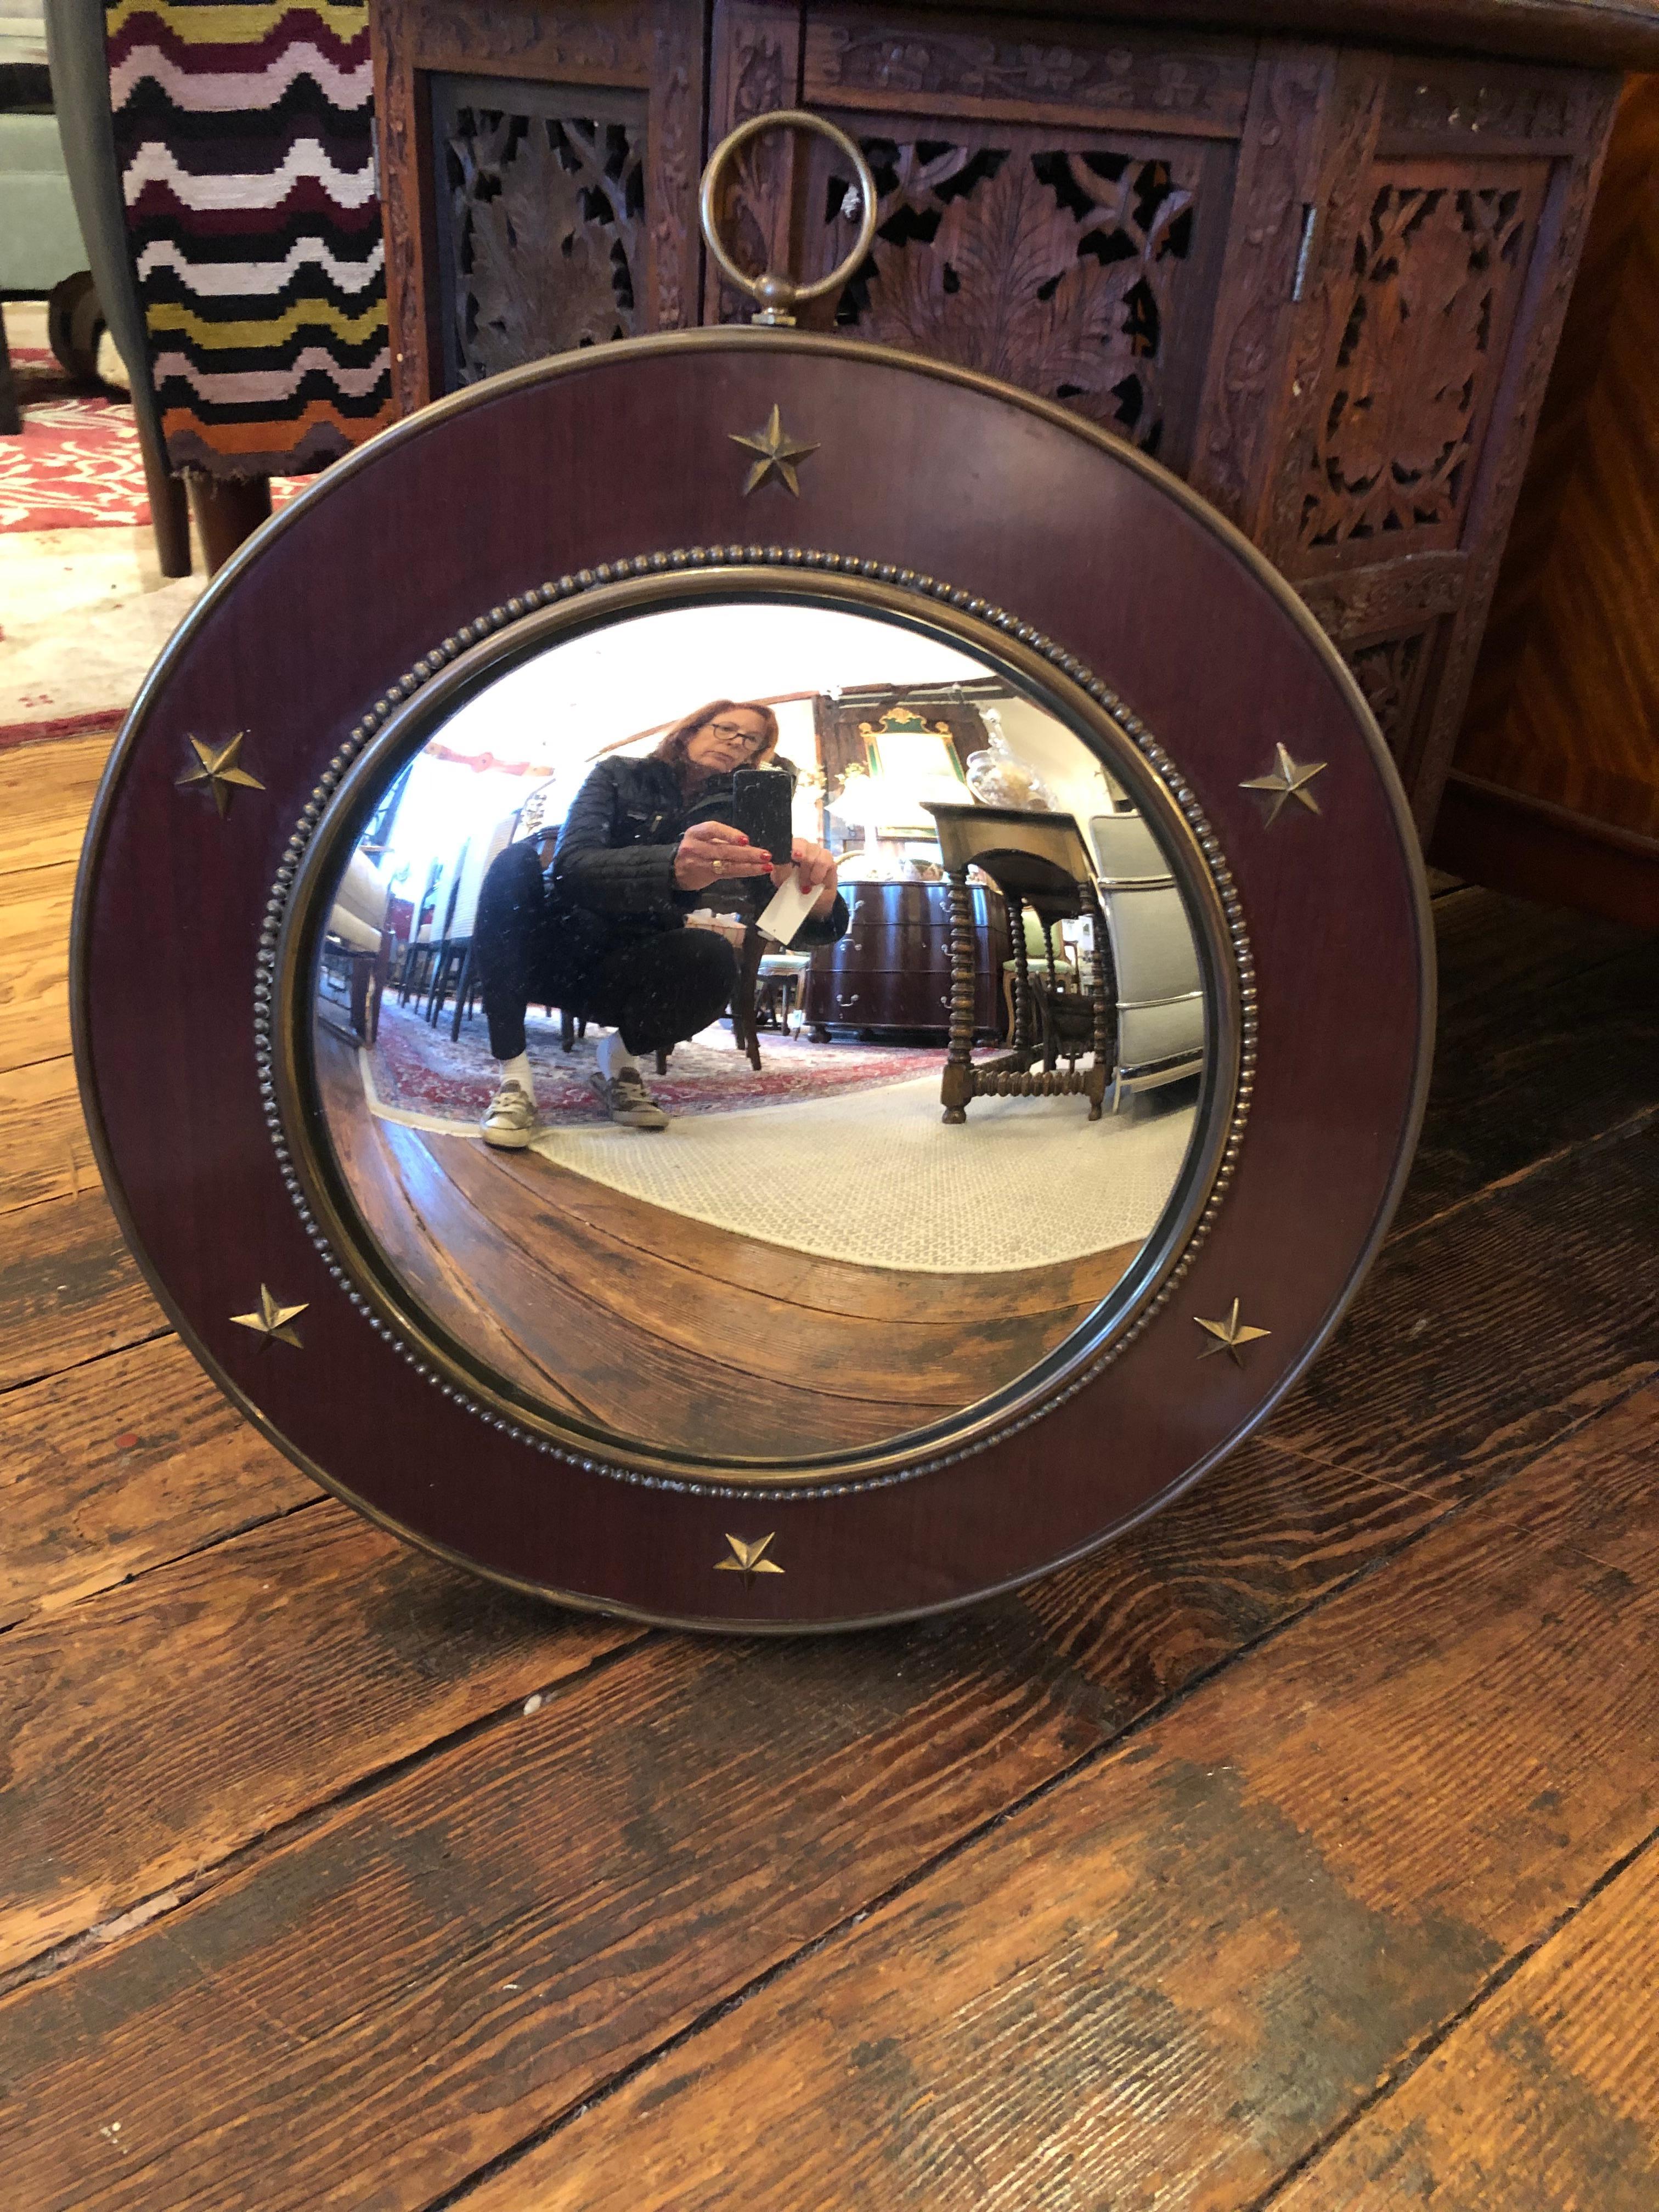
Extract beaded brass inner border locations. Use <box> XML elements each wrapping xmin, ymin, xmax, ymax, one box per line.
<box><xmin>254</xmin><ymin>548</ymin><xmax>1256</xmax><ymax>1498</ymax></box>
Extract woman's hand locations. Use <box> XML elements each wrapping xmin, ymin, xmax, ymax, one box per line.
<box><xmin>673</xmin><ymin>819</ymin><xmax>774</xmax><ymax>891</ymax></box>
<box><xmin>776</xmin><ymin>839</ymin><xmax>839</xmax><ymax>913</ymax></box>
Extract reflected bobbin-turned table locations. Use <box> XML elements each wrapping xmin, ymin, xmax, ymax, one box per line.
<box><xmin>926</xmin><ymin>802</ymin><xmax>1111</xmax><ymax>1123</ymax></box>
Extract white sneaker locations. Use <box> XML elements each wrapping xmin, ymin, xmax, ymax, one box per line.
<box><xmin>590</xmin><ymin>1066</ymin><xmax>669</xmax><ymax>1130</ymax></box>
<box><xmin>480</xmin><ymin>1079</ymin><xmax>538</xmax><ymax>1149</ymax></box>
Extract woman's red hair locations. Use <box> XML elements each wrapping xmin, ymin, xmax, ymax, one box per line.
<box><xmin>652</xmin><ymin>699</ymin><xmax>780</xmax><ymax>784</ymax></box>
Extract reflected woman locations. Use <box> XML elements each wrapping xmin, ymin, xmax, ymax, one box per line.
<box><xmin>471</xmin><ymin>698</ymin><xmax>847</xmax><ymax>1144</ymax></box>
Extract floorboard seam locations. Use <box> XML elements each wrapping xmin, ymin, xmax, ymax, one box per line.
<box><xmin>0</xmin><ymin>1488</ymin><xmax>329</xmax><ymax>1645</ymax></box>
<box><xmin>1262</xmin><ymin>1360</ymin><xmax>1659</xmax><ymax>1491</ymax></box>
<box><xmin>1389</xmin><ymin>1098</ymin><xmax>1659</xmax><ymax>1248</ymax></box>
<box><xmin>0</xmin><ymin>854</ymin><xmax>86</xmax><ymax>882</ymax></box>
<box><xmin>0</xmin><ymin>1624</ymin><xmax>658</xmax><ymax>2002</ymax></box>
<box><xmin>0</xmin><ymin>1321</ymin><xmax>173</xmax><ymax>1403</ymax></box>
<box><xmin>0</xmin><ymin>1046</ymin><xmax>77</xmax><ymax>1079</ymax></box>
<box><xmin>1238</xmin><ymin>1816</ymin><xmax>1659</xmax><ymax>2212</ymax></box>
<box><xmin>416</xmin><ymin>1391</ymin><xmax>1659</xmax><ymax>2211</ymax></box>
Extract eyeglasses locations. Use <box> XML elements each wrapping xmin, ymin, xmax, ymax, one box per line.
<box><xmin>704</xmin><ymin>720</ymin><xmax>763</xmax><ymax>743</ymax></box>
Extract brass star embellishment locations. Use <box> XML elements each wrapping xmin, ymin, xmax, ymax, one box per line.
<box><xmin>1241</xmin><ymin>743</ymin><xmax>1326</xmax><ymax>827</ymax></box>
<box><xmin>177</xmin><ymin>732</ymin><xmax>265</xmax><ymax>819</ymax></box>
<box><xmin>714</xmin><ymin>1532</ymin><xmax>785</xmax><ymax>1584</ymax></box>
<box><xmin>729</xmin><ymin>405</ymin><xmax>819</xmax><ymax>497</ymax></box>
<box><xmin>230</xmin><ymin>1285</ymin><xmax>309</xmax><ymax>1350</ymax></box>
<box><xmin>1194</xmin><ymin>1298</ymin><xmax>1272</xmax><ymax>1367</ymax></box>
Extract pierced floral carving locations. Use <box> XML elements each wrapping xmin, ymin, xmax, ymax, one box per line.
<box><xmin>1345</xmin><ymin>632</ymin><xmax>1429</xmax><ymax>758</ymax></box>
<box><xmin>706</xmin><ymin>20</ymin><xmax>793</xmax><ymax>320</ymax></box>
<box><xmin>1300</xmin><ymin>182</ymin><xmax>1531</xmax><ymax>549</ymax></box>
<box><xmin>823</xmin><ymin>140</ymin><xmax>1198</xmax><ymax>453</ymax></box>
<box><xmin>445</xmin><ymin>108</ymin><xmax>642</xmax><ymax>383</ymax></box>
<box><xmin>812</xmin><ymin>25</ymin><xmax>1246</xmax><ymax>125</ymax></box>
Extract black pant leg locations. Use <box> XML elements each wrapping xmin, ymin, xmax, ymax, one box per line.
<box><xmin>471</xmin><ymin>842</ymin><xmax>557</xmax><ymax>1061</ymax></box>
<box><xmin>584</xmin><ymin>929</ymin><xmax>737</xmax><ymax>1056</ymax></box>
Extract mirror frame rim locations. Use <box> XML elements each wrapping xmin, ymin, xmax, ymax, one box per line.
<box><xmin>268</xmin><ymin>558</ymin><xmax>1248</xmax><ymax>1489</ymax></box>
<box><xmin>69</xmin><ymin>325</ymin><xmax>1436</xmax><ymax>1629</ymax></box>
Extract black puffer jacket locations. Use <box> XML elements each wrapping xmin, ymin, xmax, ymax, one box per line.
<box><xmin>552</xmin><ymin>755</ymin><xmax>848</xmax><ymax>947</ymax></box>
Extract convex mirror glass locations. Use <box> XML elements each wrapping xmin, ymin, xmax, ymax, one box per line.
<box><xmin>303</xmin><ymin>598</ymin><xmax>1217</xmax><ymax>1468</ymax></box>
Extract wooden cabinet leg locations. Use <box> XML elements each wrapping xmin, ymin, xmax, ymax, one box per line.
<box><xmin>187</xmin><ymin>473</ymin><xmax>272</xmax><ymax>575</ymax></box>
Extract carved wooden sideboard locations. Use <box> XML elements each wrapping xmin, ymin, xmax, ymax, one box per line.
<box><xmin>1434</xmin><ymin>72</ymin><xmax>1659</xmax><ymax>926</ymax></box>
<box><xmin>370</xmin><ymin>0</ymin><xmax>1659</xmax><ymax>839</ymax></box>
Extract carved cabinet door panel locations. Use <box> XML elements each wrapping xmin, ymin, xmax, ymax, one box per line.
<box><xmin>1248</xmin><ymin>53</ymin><xmax>1618</xmax><ymax>812</ymax></box>
<box><xmin>433</xmin><ymin>78</ymin><xmax>650</xmax><ymax>392</ymax></box>
<box><xmin>374</xmin><ymin>0</ymin><xmax>706</xmax><ymax>410</ymax></box>
<box><xmin>799</xmin><ymin>120</ymin><xmax>1238</xmax><ymax>472</ymax></box>
<box><xmin>713</xmin><ymin>8</ymin><xmax>1258</xmax><ymax>476</ymax></box>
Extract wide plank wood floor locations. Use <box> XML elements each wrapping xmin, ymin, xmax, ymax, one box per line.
<box><xmin>4</xmin><ymin>724</ymin><xmax>1658</xmax><ymax>2208</ymax></box>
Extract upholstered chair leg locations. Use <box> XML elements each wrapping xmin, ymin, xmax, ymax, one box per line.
<box><xmin>187</xmin><ymin>472</ymin><xmax>272</xmax><ymax>575</ymax></box>
<box><xmin>136</xmin><ymin>409</ymin><xmax>191</xmax><ymax>577</ymax></box>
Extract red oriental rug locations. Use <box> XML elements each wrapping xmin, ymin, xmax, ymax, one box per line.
<box><xmin>356</xmin><ymin>995</ymin><xmax>945</xmax><ymax>1126</ymax></box>
<box><xmin>0</xmin><ymin>348</ymin><xmax>151</xmax><ymax>531</ymax></box>
<box><xmin>0</xmin><ymin>345</ymin><xmax>304</xmax><ymax>532</ymax></box>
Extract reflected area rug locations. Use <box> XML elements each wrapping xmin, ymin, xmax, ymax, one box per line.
<box><xmin>343</xmin><ymin>996</ymin><xmax>1200</xmax><ymax>1272</ymax></box>
<box><xmin>520</xmin><ymin>1075</ymin><xmax>1198</xmax><ymax>1271</ymax></box>
<box><xmin>357</xmin><ymin>994</ymin><xmax>945</xmax><ymax>1124</ymax></box>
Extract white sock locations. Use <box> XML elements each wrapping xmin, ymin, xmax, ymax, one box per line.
<box><xmin>498</xmin><ymin>1051</ymin><xmax>535</xmax><ymax>1101</ymax></box>
<box><xmin>596</xmin><ymin>1031</ymin><xmax>639</xmax><ymax>1081</ymax></box>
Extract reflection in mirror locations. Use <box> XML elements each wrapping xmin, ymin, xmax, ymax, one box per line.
<box><xmin>309</xmin><ymin>601</ymin><xmax>1211</xmax><ymax>1465</ymax></box>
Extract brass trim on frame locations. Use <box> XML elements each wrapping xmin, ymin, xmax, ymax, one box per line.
<box><xmin>258</xmin><ymin>552</ymin><xmax>1251</xmax><ymax>1497</ymax></box>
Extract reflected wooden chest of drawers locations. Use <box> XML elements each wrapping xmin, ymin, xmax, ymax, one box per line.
<box><xmin>804</xmin><ymin>878</ymin><xmax>1009</xmax><ymax>1038</ymax></box>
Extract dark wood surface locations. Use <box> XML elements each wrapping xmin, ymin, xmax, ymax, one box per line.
<box><xmin>0</xmin><ymin>310</ymin><xmax>20</xmax><ymax>439</ymax></box>
<box><xmin>915</xmin><ymin>1</ymin><xmax>1659</xmax><ymax>71</ymax></box>
<box><xmin>9</xmin><ymin>725</ymin><xmax>1659</xmax><ymax>2201</ymax></box>
<box><xmin>1440</xmin><ymin>74</ymin><xmax>1659</xmax><ymax>923</ymax></box>
<box><xmin>75</xmin><ymin>334</ymin><xmax>1429</xmax><ymax>1621</ymax></box>
<box><xmin>369</xmin><ymin>0</ymin><xmax>1625</xmax><ymax>839</ymax></box>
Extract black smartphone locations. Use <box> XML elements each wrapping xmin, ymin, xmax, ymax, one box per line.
<box><xmin>731</xmin><ymin>767</ymin><xmax>795</xmax><ymax>867</ymax></box>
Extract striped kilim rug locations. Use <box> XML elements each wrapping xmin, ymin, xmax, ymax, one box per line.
<box><xmin>106</xmin><ymin>0</ymin><xmax>394</xmax><ymax>475</ymax></box>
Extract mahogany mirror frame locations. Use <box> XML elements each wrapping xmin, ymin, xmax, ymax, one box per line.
<box><xmin>73</xmin><ymin>329</ymin><xmax>1434</xmax><ymax>1630</ymax></box>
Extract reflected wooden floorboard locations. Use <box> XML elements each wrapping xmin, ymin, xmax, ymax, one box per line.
<box><xmin>314</xmin><ymin>1026</ymin><xmax>1137</xmax><ymax>1460</ymax></box>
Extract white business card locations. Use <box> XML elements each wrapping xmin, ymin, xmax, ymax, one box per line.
<box><xmin>755</xmin><ymin>874</ymin><xmax>822</xmax><ymax>946</ymax></box>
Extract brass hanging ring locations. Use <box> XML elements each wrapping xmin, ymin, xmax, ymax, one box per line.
<box><xmin>698</xmin><ymin>108</ymin><xmax>879</xmax><ymax>327</ymax></box>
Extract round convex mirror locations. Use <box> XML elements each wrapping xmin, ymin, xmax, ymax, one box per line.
<box><xmin>292</xmin><ymin>589</ymin><xmax>1227</xmax><ymax>1474</ymax></box>
<box><xmin>76</xmin><ymin>325</ymin><xmax>1429</xmax><ymax>1627</ymax></box>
